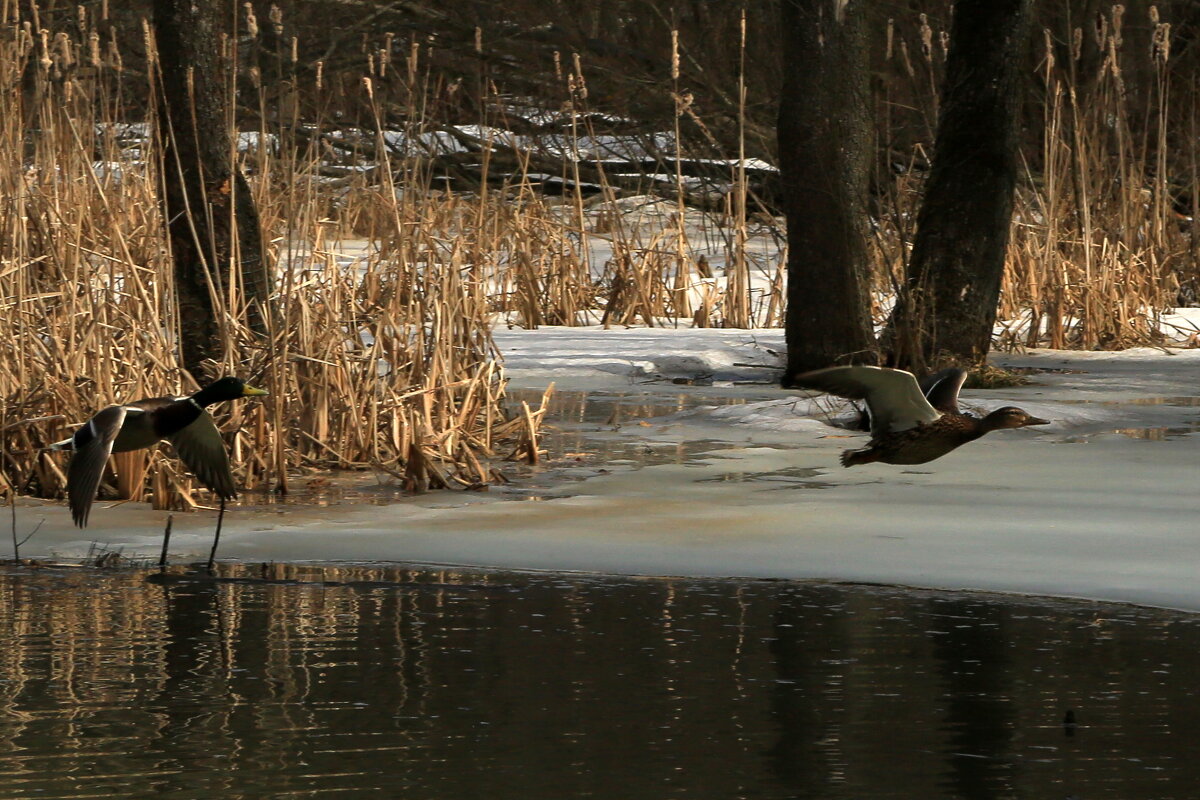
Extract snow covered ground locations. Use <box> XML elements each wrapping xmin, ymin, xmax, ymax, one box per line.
<box><xmin>18</xmin><ymin>323</ymin><xmax>1200</xmax><ymax>612</ymax></box>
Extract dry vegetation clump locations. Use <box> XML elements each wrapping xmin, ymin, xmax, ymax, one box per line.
<box><xmin>872</xmin><ymin>5</ymin><xmax>1199</xmax><ymax>351</ymax></box>
<box><xmin>0</xmin><ymin>15</ymin><xmax>541</xmax><ymax>511</ymax></box>
<box><xmin>996</xmin><ymin>9</ymin><xmax>1194</xmax><ymax>350</ymax></box>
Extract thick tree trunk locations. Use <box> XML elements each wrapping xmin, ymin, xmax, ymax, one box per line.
<box><xmin>153</xmin><ymin>0</ymin><xmax>270</xmax><ymax>379</ymax></box>
<box><xmin>778</xmin><ymin>0</ymin><xmax>877</xmax><ymax>384</ymax></box>
<box><xmin>888</xmin><ymin>0</ymin><xmax>1034</xmax><ymax>372</ymax></box>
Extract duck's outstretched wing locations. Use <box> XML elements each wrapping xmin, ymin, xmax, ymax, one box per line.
<box><xmin>919</xmin><ymin>368</ymin><xmax>968</xmax><ymax>414</ymax></box>
<box><xmin>167</xmin><ymin>411</ymin><xmax>237</xmax><ymax>500</ymax></box>
<box><xmin>67</xmin><ymin>405</ymin><xmax>127</xmax><ymax>527</ymax></box>
<box><xmin>792</xmin><ymin>365</ymin><xmax>940</xmax><ymax>435</ymax></box>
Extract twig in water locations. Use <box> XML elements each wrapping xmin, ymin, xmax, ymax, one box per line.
<box><xmin>159</xmin><ymin>514</ymin><xmax>173</xmax><ymax>569</ymax></box>
<box><xmin>206</xmin><ymin>498</ymin><xmax>226</xmax><ymax>573</ymax></box>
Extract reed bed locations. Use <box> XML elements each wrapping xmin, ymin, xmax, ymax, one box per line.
<box><xmin>0</xmin><ymin>17</ymin><xmax>544</xmax><ymax>510</ymax></box>
<box><xmin>994</xmin><ymin>9</ymin><xmax>1193</xmax><ymax>349</ymax></box>
<box><xmin>1</xmin><ymin>3</ymin><xmax>1197</xmax><ymax>512</ymax></box>
<box><xmin>477</xmin><ymin>3</ymin><xmax>1200</xmax><ymax>349</ymax></box>
<box><xmin>875</xmin><ymin>5</ymin><xmax>1197</xmax><ymax>350</ymax></box>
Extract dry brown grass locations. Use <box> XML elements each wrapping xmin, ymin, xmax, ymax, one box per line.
<box><xmin>0</xmin><ymin>16</ymin><xmax>539</xmax><ymax>510</ymax></box>
<box><xmin>874</xmin><ymin>4</ymin><xmax>1197</xmax><ymax>352</ymax></box>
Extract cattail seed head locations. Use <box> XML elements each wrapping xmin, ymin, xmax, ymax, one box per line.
<box><xmin>244</xmin><ymin>3</ymin><xmax>258</xmax><ymax>38</ymax></box>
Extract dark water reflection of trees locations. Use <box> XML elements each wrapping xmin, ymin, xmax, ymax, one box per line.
<box><xmin>0</xmin><ymin>564</ymin><xmax>1196</xmax><ymax>798</ymax></box>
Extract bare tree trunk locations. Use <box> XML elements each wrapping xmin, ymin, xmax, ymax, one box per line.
<box><xmin>888</xmin><ymin>0</ymin><xmax>1034</xmax><ymax>372</ymax></box>
<box><xmin>778</xmin><ymin>0</ymin><xmax>877</xmax><ymax>384</ymax></box>
<box><xmin>153</xmin><ymin>0</ymin><xmax>270</xmax><ymax>379</ymax></box>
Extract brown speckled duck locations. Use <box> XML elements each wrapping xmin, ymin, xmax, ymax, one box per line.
<box><xmin>793</xmin><ymin>365</ymin><xmax>1049</xmax><ymax>467</ymax></box>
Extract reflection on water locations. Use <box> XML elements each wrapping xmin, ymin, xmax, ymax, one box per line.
<box><xmin>0</xmin><ymin>563</ymin><xmax>1198</xmax><ymax>798</ymax></box>
<box><xmin>699</xmin><ymin>466</ymin><xmax>831</xmax><ymax>488</ymax></box>
<box><xmin>1050</xmin><ymin>395</ymin><xmax>1200</xmax><ymax>439</ymax></box>
<box><xmin>239</xmin><ymin>389</ymin><xmax>750</xmax><ymax>508</ymax></box>
<box><xmin>1112</xmin><ymin>425</ymin><xmax>1199</xmax><ymax>440</ymax></box>
<box><xmin>503</xmin><ymin>389</ymin><xmax>749</xmax><ymax>493</ymax></box>
<box><xmin>1121</xmin><ymin>396</ymin><xmax>1200</xmax><ymax>406</ymax></box>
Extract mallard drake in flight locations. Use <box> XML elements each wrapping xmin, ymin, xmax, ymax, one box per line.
<box><xmin>49</xmin><ymin>377</ymin><xmax>269</xmax><ymax>561</ymax></box>
<box><xmin>792</xmin><ymin>365</ymin><xmax>1048</xmax><ymax>466</ymax></box>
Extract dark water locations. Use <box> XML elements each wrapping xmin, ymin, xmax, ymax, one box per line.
<box><xmin>0</xmin><ymin>564</ymin><xmax>1197</xmax><ymax>799</ymax></box>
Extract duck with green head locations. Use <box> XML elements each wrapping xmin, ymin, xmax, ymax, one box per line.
<box><xmin>49</xmin><ymin>377</ymin><xmax>269</xmax><ymax>564</ymax></box>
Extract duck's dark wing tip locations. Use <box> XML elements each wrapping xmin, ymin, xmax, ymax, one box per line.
<box><xmin>920</xmin><ymin>368</ymin><xmax>968</xmax><ymax>414</ymax></box>
<box><xmin>167</xmin><ymin>413</ymin><xmax>238</xmax><ymax>501</ymax></box>
<box><xmin>65</xmin><ymin>406</ymin><xmax>127</xmax><ymax>529</ymax></box>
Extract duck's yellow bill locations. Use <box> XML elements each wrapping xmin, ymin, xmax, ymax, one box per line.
<box><xmin>242</xmin><ymin>384</ymin><xmax>270</xmax><ymax>397</ymax></box>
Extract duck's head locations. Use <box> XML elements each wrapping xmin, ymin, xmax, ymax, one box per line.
<box><xmin>194</xmin><ymin>377</ymin><xmax>270</xmax><ymax>406</ymax></box>
<box><xmin>982</xmin><ymin>406</ymin><xmax>1050</xmax><ymax>431</ymax></box>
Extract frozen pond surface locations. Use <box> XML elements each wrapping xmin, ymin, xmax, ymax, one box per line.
<box><xmin>3</xmin><ymin>562</ymin><xmax>1200</xmax><ymax>798</ymax></box>
<box><xmin>13</xmin><ymin>327</ymin><xmax>1200</xmax><ymax>610</ymax></box>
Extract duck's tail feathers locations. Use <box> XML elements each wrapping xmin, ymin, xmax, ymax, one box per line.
<box><xmin>47</xmin><ymin>437</ymin><xmax>74</xmax><ymax>451</ymax></box>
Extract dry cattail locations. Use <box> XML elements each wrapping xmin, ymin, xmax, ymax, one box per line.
<box><xmin>48</xmin><ymin>31</ymin><xmax>72</xmax><ymax>74</ymax></box>
<box><xmin>407</xmin><ymin>40</ymin><xmax>419</xmax><ymax>79</ymax></box>
<box><xmin>109</xmin><ymin>32</ymin><xmax>123</xmax><ymax>72</ymax></box>
<box><xmin>38</xmin><ymin>30</ymin><xmax>51</xmax><ymax>71</ymax></box>
<box><xmin>244</xmin><ymin>3</ymin><xmax>259</xmax><ymax>38</ymax></box>
<box><xmin>671</xmin><ymin>30</ymin><xmax>680</xmax><ymax>81</ymax></box>
<box><xmin>142</xmin><ymin>19</ymin><xmax>154</xmax><ymax>62</ymax></box>
<box><xmin>1152</xmin><ymin>21</ymin><xmax>1170</xmax><ymax>62</ymax></box>
<box><xmin>899</xmin><ymin>39</ymin><xmax>915</xmax><ymax>78</ymax></box>
<box><xmin>571</xmin><ymin>52</ymin><xmax>587</xmax><ymax>99</ymax></box>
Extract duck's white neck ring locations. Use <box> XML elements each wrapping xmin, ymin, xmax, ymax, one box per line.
<box><xmin>187</xmin><ymin>397</ymin><xmax>204</xmax><ymax>411</ymax></box>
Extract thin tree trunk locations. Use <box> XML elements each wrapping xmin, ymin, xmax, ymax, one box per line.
<box><xmin>153</xmin><ymin>0</ymin><xmax>270</xmax><ymax>379</ymax></box>
<box><xmin>778</xmin><ymin>0</ymin><xmax>877</xmax><ymax>384</ymax></box>
<box><xmin>888</xmin><ymin>0</ymin><xmax>1034</xmax><ymax>372</ymax></box>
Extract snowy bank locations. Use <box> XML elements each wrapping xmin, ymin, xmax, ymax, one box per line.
<box><xmin>16</xmin><ymin>326</ymin><xmax>1200</xmax><ymax>611</ymax></box>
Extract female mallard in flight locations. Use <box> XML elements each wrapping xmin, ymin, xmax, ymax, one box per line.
<box><xmin>792</xmin><ymin>365</ymin><xmax>1049</xmax><ymax>466</ymax></box>
<box><xmin>49</xmin><ymin>377</ymin><xmax>269</xmax><ymax>556</ymax></box>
